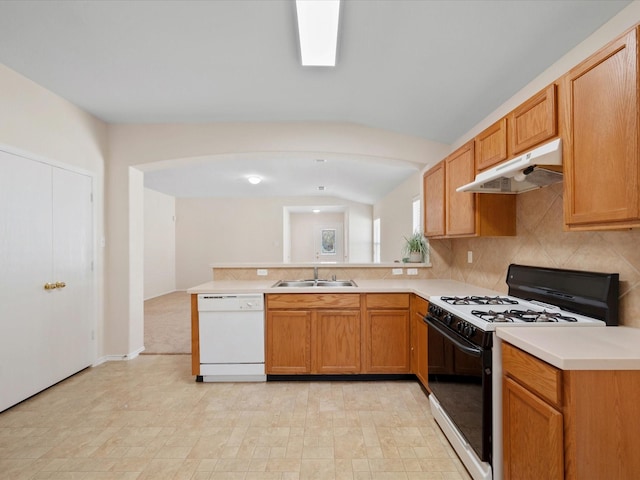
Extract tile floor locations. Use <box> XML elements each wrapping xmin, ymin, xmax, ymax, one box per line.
<box><xmin>0</xmin><ymin>355</ymin><xmax>471</xmax><ymax>479</ymax></box>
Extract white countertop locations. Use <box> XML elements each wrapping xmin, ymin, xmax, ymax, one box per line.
<box><xmin>496</xmin><ymin>326</ymin><xmax>640</xmax><ymax>370</ymax></box>
<box><xmin>186</xmin><ymin>278</ymin><xmax>500</xmax><ymax>299</ymax></box>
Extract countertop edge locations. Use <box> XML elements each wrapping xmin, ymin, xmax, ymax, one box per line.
<box><xmin>496</xmin><ymin>326</ymin><xmax>640</xmax><ymax>370</ymax></box>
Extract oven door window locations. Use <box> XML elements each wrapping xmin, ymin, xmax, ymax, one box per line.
<box><xmin>427</xmin><ymin>322</ymin><xmax>491</xmax><ymax>462</ymax></box>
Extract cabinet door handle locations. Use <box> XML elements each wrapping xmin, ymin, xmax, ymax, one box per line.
<box><xmin>55</xmin><ymin>281</ymin><xmax>66</xmax><ymax>289</ymax></box>
<box><xmin>44</xmin><ymin>282</ymin><xmax>57</xmax><ymax>290</ymax></box>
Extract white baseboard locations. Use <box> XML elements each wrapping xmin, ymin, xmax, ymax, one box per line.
<box><xmin>92</xmin><ymin>346</ymin><xmax>146</xmax><ymax>366</ymax></box>
<box><xmin>144</xmin><ymin>289</ymin><xmax>179</xmax><ymax>301</ymax></box>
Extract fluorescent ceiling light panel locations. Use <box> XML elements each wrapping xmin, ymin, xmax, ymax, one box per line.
<box><xmin>247</xmin><ymin>176</ymin><xmax>262</xmax><ymax>185</ymax></box>
<box><xmin>296</xmin><ymin>0</ymin><xmax>340</xmax><ymax>66</ymax></box>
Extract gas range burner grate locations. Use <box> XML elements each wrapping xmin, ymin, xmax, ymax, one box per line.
<box><xmin>441</xmin><ymin>295</ymin><xmax>519</xmax><ymax>306</ymax></box>
<box><xmin>471</xmin><ymin>309</ymin><xmax>578</xmax><ymax>323</ymax></box>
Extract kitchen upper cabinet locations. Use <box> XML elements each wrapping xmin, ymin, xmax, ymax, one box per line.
<box><xmin>502</xmin><ymin>342</ymin><xmax>640</xmax><ymax>479</ymax></box>
<box><xmin>446</xmin><ymin>141</ymin><xmax>477</xmax><ymax>236</ymax></box>
<box><xmin>561</xmin><ymin>26</ymin><xmax>640</xmax><ymax>230</ymax></box>
<box><xmin>422</xmin><ymin>141</ymin><xmax>515</xmax><ymax>239</ymax></box>
<box><xmin>423</xmin><ymin>161</ymin><xmax>446</xmax><ymax>237</ymax></box>
<box><xmin>410</xmin><ymin>295</ymin><xmax>429</xmax><ymax>388</ymax></box>
<box><xmin>475</xmin><ymin>117</ymin><xmax>508</xmax><ymax>172</ymax></box>
<box><xmin>364</xmin><ymin>294</ymin><xmax>410</xmax><ymax>373</ymax></box>
<box><xmin>508</xmin><ymin>84</ymin><xmax>557</xmax><ymax>155</ymax></box>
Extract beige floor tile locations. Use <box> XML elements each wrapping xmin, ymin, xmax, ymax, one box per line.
<box><xmin>0</xmin><ymin>354</ymin><xmax>472</xmax><ymax>480</ymax></box>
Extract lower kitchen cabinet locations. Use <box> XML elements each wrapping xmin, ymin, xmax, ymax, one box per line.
<box><xmin>266</xmin><ymin>310</ymin><xmax>312</xmax><ymax>374</ymax></box>
<box><xmin>315</xmin><ymin>310</ymin><xmax>361</xmax><ymax>373</ymax></box>
<box><xmin>502</xmin><ymin>342</ymin><xmax>640</xmax><ymax>479</ymax></box>
<box><xmin>411</xmin><ymin>295</ymin><xmax>429</xmax><ymax>388</ymax></box>
<box><xmin>364</xmin><ymin>294</ymin><xmax>410</xmax><ymax>373</ymax></box>
<box><xmin>265</xmin><ymin>293</ymin><xmax>361</xmax><ymax>374</ymax></box>
<box><xmin>503</xmin><ymin>376</ymin><xmax>564</xmax><ymax>480</ymax></box>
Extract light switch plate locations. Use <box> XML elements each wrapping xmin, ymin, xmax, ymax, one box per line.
<box><xmin>467</xmin><ymin>251</ymin><xmax>473</xmax><ymax>263</ymax></box>
<box><xmin>257</xmin><ymin>269</ymin><xmax>268</xmax><ymax>276</ymax></box>
<box><xmin>392</xmin><ymin>268</ymin><xmax>403</xmax><ymax>275</ymax></box>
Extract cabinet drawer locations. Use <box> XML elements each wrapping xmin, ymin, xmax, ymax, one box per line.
<box><xmin>365</xmin><ymin>293</ymin><xmax>410</xmax><ymax>309</ymax></box>
<box><xmin>266</xmin><ymin>293</ymin><xmax>361</xmax><ymax>309</ymax></box>
<box><xmin>502</xmin><ymin>343</ymin><xmax>562</xmax><ymax>407</ymax></box>
<box><xmin>411</xmin><ymin>294</ymin><xmax>429</xmax><ymax>317</ymax></box>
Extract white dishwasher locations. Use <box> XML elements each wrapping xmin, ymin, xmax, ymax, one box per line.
<box><xmin>197</xmin><ymin>294</ymin><xmax>265</xmax><ymax>382</ymax></box>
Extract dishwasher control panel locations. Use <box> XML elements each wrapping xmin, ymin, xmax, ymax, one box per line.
<box><xmin>198</xmin><ymin>294</ymin><xmax>264</xmax><ymax>312</ymax></box>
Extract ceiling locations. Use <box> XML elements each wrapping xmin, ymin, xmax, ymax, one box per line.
<box><xmin>0</xmin><ymin>0</ymin><xmax>631</xmax><ymax>203</ymax></box>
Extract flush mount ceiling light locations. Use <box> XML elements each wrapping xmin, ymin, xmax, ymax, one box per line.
<box><xmin>247</xmin><ymin>176</ymin><xmax>262</xmax><ymax>185</ymax></box>
<box><xmin>295</xmin><ymin>0</ymin><xmax>340</xmax><ymax>66</ymax></box>
<box><xmin>312</xmin><ymin>209</ymin><xmax>321</xmax><ymax>213</ymax></box>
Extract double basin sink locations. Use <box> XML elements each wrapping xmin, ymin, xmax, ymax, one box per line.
<box><xmin>272</xmin><ymin>279</ymin><xmax>357</xmax><ymax>288</ymax></box>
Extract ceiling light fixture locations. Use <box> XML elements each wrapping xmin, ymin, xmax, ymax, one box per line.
<box><xmin>312</xmin><ymin>209</ymin><xmax>321</xmax><ymax>213</ymax></box>
<box><xmin>295</xmin><ymin>0</ymin><xmax>340</xmax><ymax>67</ymax></box>
<box><xmin>247</xmin><ymin>176</ymin><xmax>262</xmax><ymax>185</ymax></box>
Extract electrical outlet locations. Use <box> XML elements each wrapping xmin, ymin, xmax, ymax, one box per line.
<box><xmin>407</xmin><ymin>268</ymin><xmax>418</xmax><ymax>275</ymax></box>
<box><xmin>257</xmin><ymin>269</ymin><xmax>268</xmax><ymax>276</ymax></box>
<box><xmin>467</xmin><ymin>251</ymin><xmax>473</xmax><ymax>263</ymax></box>
<box><xmin>392</xmin><ymin>268</ymin><xmax>403</xmax><ymax>275</ymax></box>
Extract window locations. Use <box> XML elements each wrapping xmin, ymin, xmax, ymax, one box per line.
<box><xmin>412</xmin><ymin>197</ymin><xmax>421</xmax><ymax>234</ymax></box>
<box><xmin>373</xmin><ymin>218</ymin><xmax>381</xmax><ymax>263</ymax></box>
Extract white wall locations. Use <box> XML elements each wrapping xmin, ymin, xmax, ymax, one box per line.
<box><xmin>144</xmin><ymin>188</ymin><xmax>176</xmax><ymax>299</ymax></box>
<box><xmin>174</xmin><ymin>196</ymin><xmax>372</xmax><ymax>289</ymax></box>
<box><xmin>290</xmin><ymin>212</ymin><xmax>345</xmax><ymax>263</ymax></box>
<box><xmin>0</xmin><ymin>64</ymin><xmax>108</xmax><ymax>359</ymax></box>
<box><xmin>373</xmin><ymin>172</ymin><xmax>423</xmax><ymax>263</ymax></box>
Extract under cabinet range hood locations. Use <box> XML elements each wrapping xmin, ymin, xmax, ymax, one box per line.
<box><xmin>457</xmin><ymin>138</ymin><xmax>562</xmax><ymax>194</ymax></box>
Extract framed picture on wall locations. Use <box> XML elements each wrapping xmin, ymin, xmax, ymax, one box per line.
<box><xmin>320</xmin><ymin>229</ymin><xmax>336</xmax><ymax>254</ymax></box>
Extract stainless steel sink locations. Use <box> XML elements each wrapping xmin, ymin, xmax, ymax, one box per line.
<box><xmin>272</xmin><ymin>279</ymin><xmax>357</xmax><ymax>288</ymax></box>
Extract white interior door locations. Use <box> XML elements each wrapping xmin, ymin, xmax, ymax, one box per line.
<box><xmin>0</xmin><ymin>150</ymin><xmax>94</xmax><ymax>412</ymax></box>
<box><xmin>51</xmin><ymin>166</ymin><xmax>94</xmax><ymax>380</ymax></box>
<box><xmin>0</xmin><ymin>151</ymin><xmax>53</xmax><ymax>411</ymax></box>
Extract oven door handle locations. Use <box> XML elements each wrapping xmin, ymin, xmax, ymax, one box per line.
<box><xmin>424</xmin><ymin>316</ymin><xmax>483</xmax><ymax>358</ymax></box>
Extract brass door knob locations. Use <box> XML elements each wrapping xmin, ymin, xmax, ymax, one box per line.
<box><xmin>44</xmin><ymin>283</ymin><xmax>57</xmax><ymax>290</ymax></box>
<box><xmin>55</xmin><ymin>281</ymin><xmax>66</xmax><ymax>289</ymax></box>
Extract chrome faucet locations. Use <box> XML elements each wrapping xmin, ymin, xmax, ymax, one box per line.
<box><xmin>313</xmin><ymin>266</ymin><xmax>318</xmax><ymax>280</ymax></box>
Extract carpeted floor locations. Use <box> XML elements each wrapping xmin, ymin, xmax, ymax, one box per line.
<box><xmin>143</xmin><ymin>291</ymin><xmax>192</xmax><ymax>354</ymax></box>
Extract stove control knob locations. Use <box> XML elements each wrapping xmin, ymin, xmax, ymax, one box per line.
<box><xmin>444</xmin><ymin>313</ymin><xmax>453</xmax><ymax>325</ymax></box>
<box><xmin>464</xmin><ymin>325</ymin><xmax>476</xmax><ymax>337</ymax></box>
<box><xmin>456</xmin><ymin>322</ymin><xmax>464</xmax><ymax>333</ymax></box>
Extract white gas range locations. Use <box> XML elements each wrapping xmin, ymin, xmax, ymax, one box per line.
<box><xmin>424</xmin><ymin>264</ymin><xmax>619</xmax><ymax>480</ymax></box>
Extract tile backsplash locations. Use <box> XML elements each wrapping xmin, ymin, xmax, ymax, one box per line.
<box><xmin>430</xmin><ymin>183</ymin><xmax>640</xmax><ymax>328</ymax></box>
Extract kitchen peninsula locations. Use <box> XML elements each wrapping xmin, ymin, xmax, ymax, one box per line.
<box><xmin>187</xmin><ymin>266</ymin><xmax>499</xmax><ymax>378</ymax></box>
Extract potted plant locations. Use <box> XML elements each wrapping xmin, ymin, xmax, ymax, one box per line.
<box><xmin>402</xmin><ymin>232</ymin><xmax>428</xmax><ymax>263</ymax></box>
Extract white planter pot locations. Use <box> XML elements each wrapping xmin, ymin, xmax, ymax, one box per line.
<box><xmin>408</xmin><ymin>252</ymin><xmax>423</xmax><ymax>263</ymax></box>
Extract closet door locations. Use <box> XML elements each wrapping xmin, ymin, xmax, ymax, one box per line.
<box><xmin>0</xmin><ymin>150</ymin><xmax>93</xmax><ymax>412</ymax></box>
<box><xmin>50</xmin><ymin>167</ymin><xmax>94</xmax><ymax>382</ymax></box>
<box><xmin>0</xmin><ymin>151</ymin><xmax>53</xmax><ymax>411</ymax></box>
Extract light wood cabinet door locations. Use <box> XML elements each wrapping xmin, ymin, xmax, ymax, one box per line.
<box><xmin>503</xmin><ymin>377</ymin><xmax>564</xmax><ymax>480</ymax></box>
<box><xmin>315</xmin><ymin>310</ymin><xmax>361</xmax><ymax>373</ymax></box>
<box><xmin>475</xmin><ymin>117</ymin><xmax>508</xmax><ymax>172</ymax></box>
<box><xmin>365</xmin><ymin>309</ymin><xmax>411</xmax><ymax>373</ymax></box>
<box><xmin>446</xmin><ymin>141</ymin><xmax>476</xmax><ymax>236</ymax></box>
<box><xmin>562</xmin><ymin>27</ymin><xmax>640</xmax><ymax>229</ymax></box>
<box><xmin>508</xmin><ymin>84</ymin><xmax>557</xmax><ymax>155</ymax></box>
<box><xmin>266</xmin><ymin>310</ymin><xmax>312</xmax><ymax>374</ymax></box>
<box><xmin>410</xmin><ymin>295</ymin><xmax>429</xmax><ymax>388</ymax></box>
<box><xmin>423</xmin><ymin>161</ymin><xmax>446</xmax><ymax>237</ymax></box>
